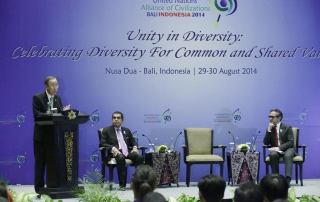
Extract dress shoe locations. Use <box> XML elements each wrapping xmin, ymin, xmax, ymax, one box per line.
<box><xmin>286</xmin><ymin>177</ymin><xmax>291</xmax><ymax>187</ymax></box>
<box><xmin>118</xmin><ymin>186</ymin><xmax>126</xmax><ymax>191</ymax></box>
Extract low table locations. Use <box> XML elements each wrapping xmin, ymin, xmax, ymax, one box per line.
<box><xmin>227</xmin><ymin>151</ymin><xmax>260</xmax><ymax>186</ymax></box>
<box><xmin>145</xmin><ymin>151</ymin><xmax>180</xmax><ymax>186</ymax></box>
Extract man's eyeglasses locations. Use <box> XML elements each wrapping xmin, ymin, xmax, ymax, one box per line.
<box><xmin>112</xmin><ymin>117</ymin><xmax>122</xmax><ymax>120</ymax></box>
<box><xmin>268</xmin><ymin>115</ymin><xmax>279</xmax><ymax>119</ymax></box>
<box><xmin>49</xmin><ymin>84</ymin><xmax>59</xmax><ymax>88</ymax></box>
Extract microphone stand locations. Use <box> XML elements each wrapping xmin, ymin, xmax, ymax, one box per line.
<box><xmin>142</xmin><ymin>134</ymin><xmax>155</xmax><ymax>151</ymax></box>
<box><xmin>55</xmin><ymin>99</ymin><xmax>63</xmax><ymax>112</ymax></box>
<box><xmin>172</xmin><ymin>132</ymin><xmax>182</xmax><ymax>152</ymax></box>
<box><xmin>228</xmin><ymin>131</ymin><xmax>236</xmax><ymax>146</ymax></box>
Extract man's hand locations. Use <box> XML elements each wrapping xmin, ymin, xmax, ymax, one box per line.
<box><xmin>63</xmin><ymin>104</ymin><xmax>71</xmax><ymax>111</ymax></box>
<box><xmin>268</xmin><ymin>123</ymin><xmax>275</xmax><ymax>132</ymax></box>
<box><xmin>131</xmin><ymin>147</ymin><xmax>138</xmax><ymax>153</ymax></box>
<box><xmin>113</xmin><ymin>148</ymin><xmax>121</xmax><ymax>156</ymax></box>
<box><xmin>269</xmin><ymin>147</ymin><xmax>280</xmax><ymax>152</ymax></box>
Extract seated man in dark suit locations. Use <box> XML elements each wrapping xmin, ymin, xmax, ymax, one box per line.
<box><xmin>263</xmin><ymin>108</ymin><xmax>297</xmax><ymax>186</ymax></box>
<box><xmin>99</xmin><ymin>111</ymin><xmax>144</xmax><ymax>190</ymax></box>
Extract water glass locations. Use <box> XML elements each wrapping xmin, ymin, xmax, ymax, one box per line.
<box><xmin>246</xmin><ymin>142</ymin><xmax>251</xmax><ymax>151</ymax></box>
<box><xmin>229</xmin><ymin>142</ymin><xmax>235</xmax><ymax>152</ymax></box>
<box><xmin>148</xmin><ymin>143</ymin><xmax>154</xmax><ymax>153</ymax></box>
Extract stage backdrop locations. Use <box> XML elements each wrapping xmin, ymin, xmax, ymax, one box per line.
<box><xmin>1</xmin><ymin>1</ymin><xmax>320</xmax><ymax>185</ymax></box>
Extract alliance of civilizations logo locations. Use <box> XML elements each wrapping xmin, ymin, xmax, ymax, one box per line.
<box><xmin>143</xmin><ymin>109</ymin><xmax>172</xmax><ymax>125</ymax></box>
<box><xmin>141</xmin><ymin>0</ymin><xmax>238</xmax><ymax>25</ymax></box>
<box><xmin>162</xmin><ymin>109</ymin><xmax>172</xmax><ymax>125</ymax></box>
<box><xmin>213</xmin><ymin>108</ymin><xmax>241</xmax><ymax>124</ymax></box>
<box><xmin>132</xmin><ymin>131</ymin><xmax>139</xmax><ymax>143</ymax></box>
<box><xmin>209</xmin><ymin>0</ymin><xmax>237</xmax><ymax>27</ymax></box>
<box><xmin>282</xmin><ymin>108</ymin><xmax>308</xmax><ymax>124</ymax></box>
<box><xmin>0</xmin><ymin>151</ymin><xmax>26</xmax><ymax>168</ymax></box>
<box><xmin>78</xmin><ymin>149</ymin><xmax>100</xmax><ymax>166</ymax></box>
<box><xmin>89</xmin><ymin>109</ymin><xmax>99</xmax><ymax>126</ymax></box>
<box><xmin>0</xmin><ymin>111</ymin><xmax>26</xmax><ymax>127</ymax></box>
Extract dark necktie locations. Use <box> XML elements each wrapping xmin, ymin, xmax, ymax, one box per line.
<box><xmin>274</xmin><ymin>126</ymin><xmax>279</xmax><ymax>147</ymax></box>
<box><xmin>116</xmin><ymin>128</ymin><xmax>128</xmax><ymax>156</ymax></box>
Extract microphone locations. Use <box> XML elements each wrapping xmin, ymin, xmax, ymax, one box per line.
<box><xmin>228</xmin><ymin>131</ymin><xmax>237</xmax><ymax>147</ymax></box>
<box><xmin>173</xmin><ymin>132</ymin><xmax>183</xmax><ymax>151</ymax></box>
<box><xmin>142</xmin><ymin>134</ymin><xmax>155</xmax><ymax>151</ymax></box>
<box><xmin>55</xmin><ymin>99</ymin><xmax>63</xmax><ymax>112</ymax></box>
<box><xmin>252</xmin><ymin>131</ymin><xmax>261</xmax><ymax>151</ymax></box>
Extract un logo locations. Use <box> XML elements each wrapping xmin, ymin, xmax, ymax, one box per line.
<box><xmin>162</xmin><ymin>109</ymin><xmax>172</xmax><ymax>125</ymax></box>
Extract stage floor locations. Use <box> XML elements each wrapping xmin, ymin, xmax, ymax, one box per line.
<box><xmin>8</xmin><ymin>179</ymin><xmax>320</xmax><ymax>201</ymax></box>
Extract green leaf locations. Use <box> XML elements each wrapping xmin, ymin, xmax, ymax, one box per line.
<box><xmin>288</xmin><ymin>187</ymin><xmax>296</xmax><ymax>202</ymax></box>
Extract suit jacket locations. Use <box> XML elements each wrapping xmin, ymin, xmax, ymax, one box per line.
<box><xmin>263</xmin><ymin>123</ymin><xmax>297</xmax><ymax>154</ymax></box>
<box><xmin>99</xmin><ymin>126</ymin><xmax>138</xmax><ymax>155</ymax></box>
<box><xmin>32</xmin><ymin>91</ymin><xmax>63</xmax><ymax>141</ymax></box>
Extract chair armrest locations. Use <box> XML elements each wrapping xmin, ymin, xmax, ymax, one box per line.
<box><xmin>138</xmin><ymin>146</ymin><xmax>147</xmax><ymax>156</ymax></box>
<box><xmin>181</xmin><ymin>145</ymin><xmax>188</xmax><ymax>164</ymax></box>
<box><xmin>99</xmin><ymin>146</ymin><xmax>111</xmax><ymax>161</ymax></box>
<box><xmin>297</xmin><ymin>145</ymin><xmax>306</xmax><ymax>162</ymax></box>
<box><xmin>213</xmin><ymin>145</ymin><xmax>226</xmax><ymax>149</ymax></box>
<box><xmin>213</xmin><ymin>145</ymin><xmax>226</xmax><ymax>161</ymax></box>
<box><xmin>262</xmin><ymin>145</ymin><xmax>272</xmax><ymax>161</ymax></box>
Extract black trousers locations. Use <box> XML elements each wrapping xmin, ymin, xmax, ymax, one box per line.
<box><xmin>33</xmin><ymin>140</ymin><xmax>46</xmax><ymax>193</ymax></box>
<box><xmin>114</xmin><ymin>151</ymin><xmax>144</xmax><ymax>187</ymax></box>
<box><xmin>269</xmin><ymin>148</ymin><xmax>295</xmax><ymax>178</ymax></box>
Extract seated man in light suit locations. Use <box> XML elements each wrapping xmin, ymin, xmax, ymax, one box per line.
<box><xmin>99</xmin><ymin>111</ymin><xmax>144</xmax><ymax>190</ymax></box>
<box><xmin>263</xmin><ymin>108</ymin><xmax>297</xmax><ymax>186</ymax></box>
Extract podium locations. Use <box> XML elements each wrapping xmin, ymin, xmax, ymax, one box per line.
<box><xmin>35</xmin><ymin>112</ymin><xmax>89</xmax><ymax>199</ymax></box>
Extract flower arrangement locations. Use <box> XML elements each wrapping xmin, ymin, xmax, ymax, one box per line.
<box><xmin>157</xmin><ymin>145</ymin><xmax>168</xmax><ymax>153</ymax></box>
<box><xmin>237</xmin><ymin>143</ymin><xmax>250</xmax><ymax>152</ymax></box>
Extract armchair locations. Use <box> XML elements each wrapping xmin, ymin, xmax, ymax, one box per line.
<box><xmin>263</xmin><ymin>127</ymin><xmax>306</xmax><ymax>186</ymax></box>
<box><xmin>182</xmin><ymin>128</ymin><xmax>226</xmax><ymax>187</ymax></box>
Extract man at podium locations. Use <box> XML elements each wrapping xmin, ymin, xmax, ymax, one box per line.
<box><xmin>32</xmin><ymin>76</ymin><xmax>70</xmax><ymax>194</ymax></box>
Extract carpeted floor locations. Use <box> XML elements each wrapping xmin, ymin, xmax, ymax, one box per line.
<box><xmin>8</xmin><ymin>179</ymin><xmax>320</xmax><ymax>202</ymax></box>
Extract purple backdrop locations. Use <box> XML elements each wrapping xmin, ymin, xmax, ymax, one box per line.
<box><xmin>1</xmin><ymin>1</ymin><xmax>320</xmax><ymax>185</ymax></box>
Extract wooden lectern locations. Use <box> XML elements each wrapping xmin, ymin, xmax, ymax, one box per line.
<box><xmin>35</xmin><ymin>111</ymin><xmax>89</xmax><ymax>199</ymax></box>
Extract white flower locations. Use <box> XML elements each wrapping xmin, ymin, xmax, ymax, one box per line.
<box><xmin>237</xmin><ymin>143</ymin><xmax>250</xmax><ymax>150</ymax></box>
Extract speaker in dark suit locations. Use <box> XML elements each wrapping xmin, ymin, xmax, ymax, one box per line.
<box><xmin>32</xmin><ymin>76</ymin><xmax>70</xmax><ymax>193</ymax></box>
<box><xmin>263</xmin><ymin>109</ymin><xmax>297</xmax><ymax>185</ymax></box>
<box><xmin>99</xmin><ymin>111</ymin><xmax>144</xmax><ymax>188</ymax></box>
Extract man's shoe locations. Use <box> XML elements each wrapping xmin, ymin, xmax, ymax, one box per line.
<box><xmin>118</xmin><ymin>186</ymin><xmax>126</xmax><ymax>191</ymax></box>
<box><xmin>286</xmin><ymin>177</ymin><xmax>291</xmax><ymax>187</ymax></box>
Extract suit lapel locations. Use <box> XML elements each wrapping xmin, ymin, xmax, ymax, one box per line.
<box><xmin>279</xmin><ymin>123</ymin><xmax>285</xmax><ymax>144</ymax></box>
<box><xmin>42</xmin><ymin>91</ymin><xmax>49</xmax><ymax>111</ymax></box>
<box><xmin>110</xmin><ymin>127</ymin><xmax>118</xmax><ymax>144</ymax></box>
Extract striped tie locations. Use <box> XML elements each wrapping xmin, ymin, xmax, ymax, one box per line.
<box><xmin>49</xmin><ymin>96</ymin><xmax>53</xmax><ymax>109</ymax></box>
